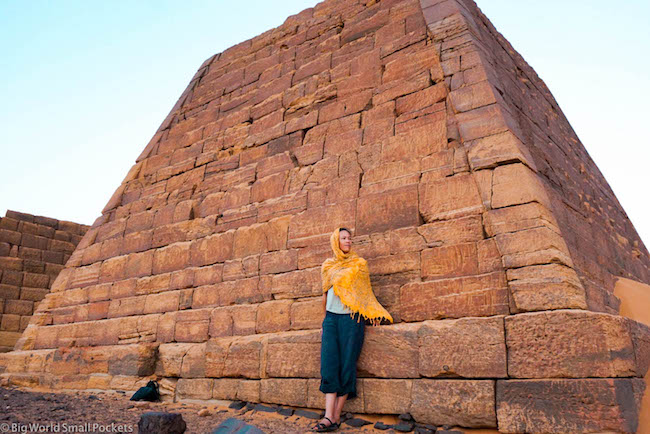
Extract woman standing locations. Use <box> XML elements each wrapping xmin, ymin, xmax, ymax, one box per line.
<box><xmin>312</xmin><ymin>227</ymin><xmax>393</xmax><ymax>432</ymax></box>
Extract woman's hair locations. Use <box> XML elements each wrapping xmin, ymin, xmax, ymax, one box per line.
<box><xmin>339</xmin><ymin>227</ymin><xmax>351</xmax><ymax>236</ymax></box>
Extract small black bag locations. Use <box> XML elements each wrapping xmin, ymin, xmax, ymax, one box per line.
<box><xmin>130</xmin><ymin>380</ymin><xmax>160</xmax><ymax>402</ymax></box>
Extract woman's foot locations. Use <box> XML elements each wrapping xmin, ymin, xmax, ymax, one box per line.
<box><xmin>312</xmin><ymin>416</ymin><xmax>339</xmax><ymax>432</ymax></box>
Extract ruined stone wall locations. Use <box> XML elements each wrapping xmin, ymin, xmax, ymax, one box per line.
<box><xmin>0</xmin><ymin>210</ymin><xmax>88</xmax><ymax>352</ymax></box>
<box><xmin>1</xmin><ymin>0</ymin><xmax>649</xmax><ymax>432</ymax></box>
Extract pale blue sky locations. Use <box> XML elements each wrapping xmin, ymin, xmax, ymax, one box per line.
<box><xmin>1</xmin><ymin>1</ymin><xmax>649</xmax><ymax>248</ymax></box>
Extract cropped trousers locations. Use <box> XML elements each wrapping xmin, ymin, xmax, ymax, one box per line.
<box><xmin>319</xmin><ymin>311</ymin><xmax>365</xmax><ymax>399</ymax></box>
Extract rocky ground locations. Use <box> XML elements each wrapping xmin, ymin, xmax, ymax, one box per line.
<box><xmin>0</xmin><ymin>386</ymin><xmax>499</xmax><ymax>433</ymax></box>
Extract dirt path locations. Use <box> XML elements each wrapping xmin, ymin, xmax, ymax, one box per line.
<box><xmin>0</xmin><ymin>386</ymin><xmax>384</xmax><ymax>433</ymax></box>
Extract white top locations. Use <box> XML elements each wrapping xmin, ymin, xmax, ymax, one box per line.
<box><xmin>326</xmin><ymin>286</ymin><xmax>352</xmax><ymax>314</ymax></box>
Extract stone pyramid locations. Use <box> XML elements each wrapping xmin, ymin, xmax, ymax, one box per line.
<box><xmin>2</xmin><ymin>0</ymin><xmax>649</xmax><ymax>431</ymax></box>
<box><xmin>0</xmin><ymin>211</ymin><xmax>89</xmax><ymax>352</ymax></box>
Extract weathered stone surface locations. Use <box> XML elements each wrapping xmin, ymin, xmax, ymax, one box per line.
<box><xmin>410</xmin><ymin>379</ymin><xmax>496</xmax><ymax>428</ymax></box>
<box><xmin>266</xmin><ymin>330</ymin><xmax>320</xmax><ymax>378</ymax></box>
<box><xmin>421</xmin><ymin>243</ymin><xmax>478</xmax><ymax>279</ymax></box>
<box><xmin>491</xmin><ymin>163</ymin><xmax>550</xmax><ymax>209</ymax></box>
<box><xmin>419</xmin><ymin>174</ymin><xmax>483</xmax><ymax>222</ymax></box>
<box><xmin>356</xmin><ymin>186</ymin><xmax>419</xmax><ymax>235</ymax></box>
<box><xmin>358</xmin><ymin>323</ymin><xmax>419</xmax><ymax>378</ymax></box>
<box><xmin>506</xmin><ymin>310</ymin><xmax>637</xmax><ymax>378</ymax></box>
<box><xmin>363</xmin><ymin>378</ymin><xmax>412</xmax><ymax>414</ymax></box>
<box><xmin>506</xmin><ymin>264</ymin><xmax>587</xmax><ymax>311</ymax></box>
<box><xmin>401</xmin><ymin>272</ymin><xmax>509</xmax><ymax>321</ymax></box>
<box><xmin>260</xmin><ymin>378</ymin><xmax>308</xmax><ymax>407</ymax></box>
<box><xmin>256</xmin><ymin>299</ymin><xmax>292</xmax><ymax>334</ymax></box>
<box><xmin>418</xmin><ymin>317</ymin><xmax>506</xmax><ymax>378</ymax></box>
<box><xmin>497</xmin><ymin>378</ymin><xmax>645</xmax><ymax>433</ymax></box>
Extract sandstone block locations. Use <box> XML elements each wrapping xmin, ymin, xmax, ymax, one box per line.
<box><xmin>180</xmin><ymin>342</ymin><xmax>206</xmax><ymax>378</ymax></box>
<box><xmin>358</xmin><ymin>323</ymin><xmax>419</xmax><ymax>378</ymax></box>
<box><xmin>363</xmin><ymin>378</ymin><xmax>412</xmax><ymax>414</ymax></box>
<box><xmin>419</xmin><ymin>173</ymin><xmax>483</xmax><ymax>222</ymax></box>
<box><xmin>256</xmin><ymin>299</ymin><xmax>292</xmax><ymax>334</ymax></box>
<box><xmin>496</xmin><ymin>378</ymin><xmax>645</xmax><ymax>433</ymax></box>
<box><xmin>194</xmin><ymin>265</ymin><xmax>223</xmax><ymax>286</ymax></box>
<box><xmin>491</xmin><ymin>163</ymin><xmax>550</xmax><ymax>209</ymax></box>
<box><xmin>233</xmin><ymin>218</ymin><xmax>290</xmax><ymax>258</ymax></box>
<box><xmin>190</xmin><ymin>232</ymin><xmax>234</xmax><ymax>267</ymax></box>
<box><xmin>381</xmin><ymin>122</ymin><xmax>446</xmax><ymax>162</ymax></box>
<box><xmin>356</xmin><ymin>185</ymin><xmax>419</xmax><ymax>236</ymax></box>
<box><xmin>153</xmin><ymin>242</ymin><xmax>191</xmax><ymax>274</ymax></box>
<box><xmin>290</xmin><ymin>298</ymin><xmax>323</xmax><ymax>330</ymax></box>
<box><xmin>495</xmin><ymin>226</ymin><xmax>573</xmax><ymax>269</ymax></box>
<box><xmin>176</xmin><ymin>378</ymin><xmax>214</xmax><ymax>400</ymax></box>
<box><xmin>367</xmin><ymin>252</ymin><xmax>419</xmax><ymax>276</ymax></box>
<box><xmin>175</xmin><ymin>310</ymin><xmax>210</xmax><ymax>343</ymax></box>
<box><xmin>213</xmin><ymin>378</ymin><xmax>260</xmax><ymax>402</ymax></box>
<box><xmin>506</xmin><ymin>310</ymin><xmax>637</xmax><ymax>378</ymax></box>
<box><xmin>224</xmin><ymin>336</ymin><xmax>264</xmax><ymax>379</ymax></box>
<box><xmin>287</xmin><ymin>201</ymin><xmax>355</xmax><ymax>247</ymax></box>
<box><xmin>205</xmin><ymin>337</ymin><xmax>233</xmax><ymax>378</ymax></box>
<box><xmin>466</xmin><ymin>131</ymin><xmax>533</xmax><ymax>170</ymax></box>
<box><xmin>107</xmin><ymin>344</ymin><xmax>157</xmax><ymax>376</ymax></box>
<box><xmin>259</xmin><ymin>249</ymin><xmax>298</xmax><ymax>275</ymax></box>
<box><xmin>421</xmin><ymin>242</ymin><xmax>479</xmax><ymax>279</ymax></box>
<box><xmin>418</xmin><ymin>316</ymin><xmax>506</xmax><ymax>378</ymax></box>
<box><xmin>410</xmin><ymin>379</ymin><xmax>496</xmax><ymax>427</ymax></box>
<box><xmin>400</xmin><ymin>272</ymin><xmax>509</xmax><ymax>321</ymax></box>
<box><xmin>266</xmin><ymin>330</ymin><xmax>320</xmax><ymax>378</ymax></box>
<box><xmin>271</xmin><ymin>268</ymin><xmax>320</xmax><ymax>299</ymax></box>
<box><xmin>260</xmin><ymin>378</ymin><xmax>308</xmax><ymax>407</ymax></box>
<box><xmin>144</xmin><ymin>291</ymin><xmax>179</xmax><ymax>314</ymax></box>
<box><xmin>506</xmin><ymin>264</ymin><xmax>587</xmax><ymax>311</ymax></box>
<box><xmin>456</xmin><ymin>104</ymin><xmax>511</xmax><ymax>142</ymax></box>
<box><xmin>484</xmin><ymin>202</ymin><xmax>558</xmax><ymax>237</ymax></box>
<box><xmin>123</xmin><ymin>250</ymin><xmax>153</xmax><ymax>278</ymax></box>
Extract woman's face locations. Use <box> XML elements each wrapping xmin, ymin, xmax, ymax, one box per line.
<box><xmin>339</xmin><ymin>230</ymin><xmax>352</xmax><ymax>253</ymax></box>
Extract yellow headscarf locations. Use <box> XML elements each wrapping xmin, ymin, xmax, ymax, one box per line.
<box><xmin>321</xmin><ymin>228</ymin><xmax>393</xmax><ymax>326</ymax></box>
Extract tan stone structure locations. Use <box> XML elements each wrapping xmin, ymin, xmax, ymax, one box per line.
<box><xmin>0</xmin><ymin>210</ymin><xmax>88</xmax><ymax>352</ymax></box>
<box><xmin>1</xmin><ymin>0</ymin><xmax>649</xmax><ymax>432</ymax></box>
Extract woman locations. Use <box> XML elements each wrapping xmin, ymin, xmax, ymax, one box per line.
<box><xmin>312</xmin><ymin>227</ymin><xmax>393</xmax><ymax>432</ymax></box>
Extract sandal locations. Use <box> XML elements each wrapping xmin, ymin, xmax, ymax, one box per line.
<box><xmin>312</xmin><ymin>416</ymin><xmax>339</xmax><ymax>432</ymax></box>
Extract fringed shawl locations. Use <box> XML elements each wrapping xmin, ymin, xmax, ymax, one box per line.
<box><xmin>321</xmin><ymin>228</ymin><xmax>393</xmax><ymax>326</ymax></box>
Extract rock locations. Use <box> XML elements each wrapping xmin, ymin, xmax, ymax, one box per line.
<box><xmin>345</xmin><ymin>418</ymin><xmax>372</xmax><ymax>427</ymax></box>
<box><xmin>277</xmin><ymin>407</ymin><xmax>294</xmax><ymax>417</ymax></box>
<box><xmin>394</xmin><ymin>421</ymin><xmax>415</xmax><ymax>432</ymax></box>
<box><xmin>294</xmin><ymin>409</ymin><xmax>321</xmax><ymax>420</ymax></box>
<box><xmin>210</xmin><ymin>418</ymin><xmax>264</xmax><ymax>434</ymax></box>
<box><xmin>198</xmin><ymin>408</ymin><xmax>210</xmax><ymax>417</ymax></box>
<box><xmin>137</xmin><ymin>412</ymin><xmax>186</xmax><ymax>434</ymax></box>
<box><xmin>253</xmin><ymin>403</ymin><xmax>276</xmax><ymax>413</ymax></box>
<box><xmin>399</xmin><ymin>413</ymin><xmax>414</xmax><ymax>421</ymax></box>
<box><xmin>228</xmin><ymin>401</ymin><xmax>246</xmax><ymax>410</ymax></box>
<box><xmin>374</xmin><ymin>421</ymin><xmax>392</xmax><ymax>430</ymax></box>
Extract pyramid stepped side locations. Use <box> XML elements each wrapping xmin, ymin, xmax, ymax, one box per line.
<box><xmin>1</xmin><ymin>0</ymin><xmax>649</xmax><ymax>432</ymax></box>
<box><xmin>0</xmin><ymin>210</ymin><xmax>89</xmax><ymax>352</ymax></box>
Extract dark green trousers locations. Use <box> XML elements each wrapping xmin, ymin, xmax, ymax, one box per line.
<box><xmin>319</xmin><ymin>311</ymin><xmax>365</xmax><ymax>399</ymax></box>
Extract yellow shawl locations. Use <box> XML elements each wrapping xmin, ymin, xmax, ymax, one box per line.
<box><xmin>321</xmin><ymin>228</ymin><xmax>393</xmax><ymax>326</ymax></box>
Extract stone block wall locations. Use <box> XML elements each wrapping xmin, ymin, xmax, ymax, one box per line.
<box><xmin>0</xmin><ymin>210</ymin><xmax>89</xmax><ymax>352</ymax></box>
<box><xmin>1</xmin><ymin>0</ymin><xmax>649</xmax><ymax>432</ymax></box>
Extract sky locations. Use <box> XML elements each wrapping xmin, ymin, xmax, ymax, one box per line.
<box><xmin>1</xmin><ymin>0</ymin><xmax>649</xmax><ymax>248</ymax></box>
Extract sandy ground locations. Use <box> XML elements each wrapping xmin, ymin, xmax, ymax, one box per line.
<box><xmin>0</xmin><ymin>386</ymin><xmax>417</xmax><ymax>433</ymax></box>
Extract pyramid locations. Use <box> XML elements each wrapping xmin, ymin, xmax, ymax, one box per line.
<box><xmin>0</xmin><ymin>210</ymin><xmax>89</xmax><ymax>352</ymax></box>
<box><xmin>1</xmin><ymin>0</ymin><xmax>649</xmax><ymax>431</ymax></box>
